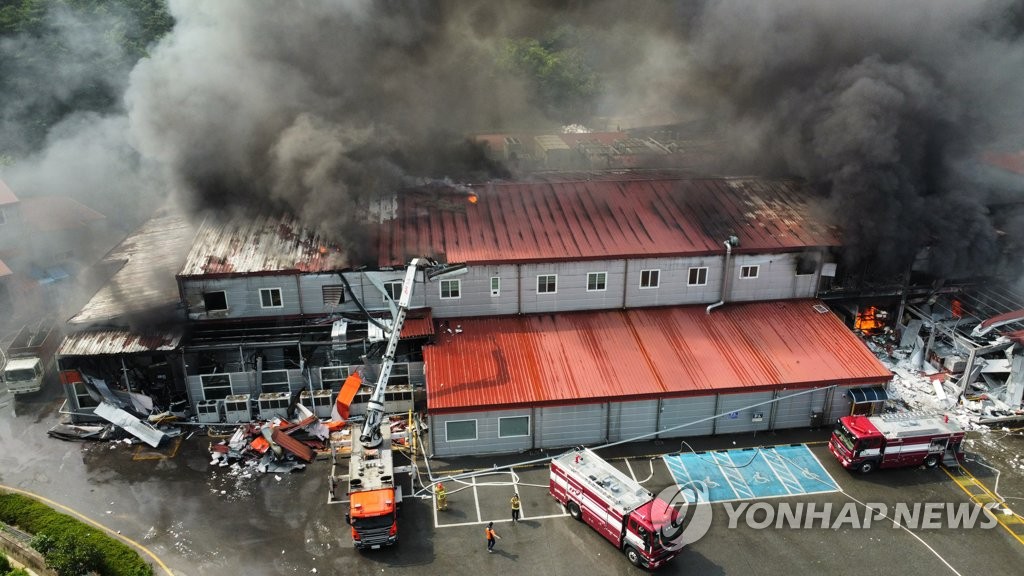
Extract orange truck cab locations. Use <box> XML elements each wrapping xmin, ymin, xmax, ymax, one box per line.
<box><xmin>347</xmin><ymin>488</ymin><xmax>398</xmax><ymax>549</ymax></box>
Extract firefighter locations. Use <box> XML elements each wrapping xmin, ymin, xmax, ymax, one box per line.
<box><xmin>485</xmin><ymin>521</ymin><xmax>500</xmax><ymax>552</ymax></box>
<box><xmin>510</xmin><ymin>493</ymin><xmax>521</xmax><ymax>523</ymax></box>
<box><xmin>435</xmin><ymin>482</ymin><xmax>448</xmax><ymax>511</ymax></box>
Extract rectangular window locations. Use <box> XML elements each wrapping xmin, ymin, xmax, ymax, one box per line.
<box><xmin>320</xmin><ymin>366</ymin><xmax>347</xmax><ymax>392</ymax></box>
<box><xmin>640</xmin><ymin>269</ymin><xmax>660</xmax><ymax>289</ymax></box>
<box><xmin>322</xmin><ymin>284</ymin><xmax>345</xmax><ymax>306</ymax></box>
<box><xmin>740</xmin><ymin>265</ymin><xmax>759</xmax><ymax>279</ymax></box>
<box><xmin>259</xmin><ymin>287</ymin><xmax>283</xmax><ymax>308</ymax></box>
<box><xmin>499</xmin><ymin>416</ymin><xmax>530</xmax><ymax>438</ymax></box>
<box><xmin>490</xmin><ymin>276</ymin><xmax>501</xmax><ymax>297</ymax></box>
<box><xmin>73</xmin><ymin>381</ymin><xmax>99</xmax><ymax>408</ymax></box>
<box><xmin>445</xmin><ymin>419</ymin><xmax>477</xmax><ymax>442</ymax></box>
<box><xmin>537</xmin><ymin>274</ymin><xmax>557</xmax><ymax>294</ymax></box>
<box><xmin>200</xmin><ymin>373</ymin><xmax>233</xmax><ymax>400</ymax></box>
<box><xmin>687</xmin><ymin>267</ymin><xmax>708</xmax><ymax>286</ymax></box>
<box><xmin>440</xmin><ymin>279</ymin><xmax>461</xmax><ymax>299</ymax></box>
<box><xmin>587</xmin><ymin>272</ymin><xmax>607</xmax><ymax>292</ymax></box>
<box><xmin>261</xmin><ymin>369</ymin><xmax>290</xmax><ymax>393</ymax></box>
<box><xmin>203</xmin><ymin>291</ymin><xmax>228</xmax><ymax>311</ymax></box>
<box><xmin>384</xmin><ymin>281</ymin><xmax>402</xmax><ymax>302</ymax></box>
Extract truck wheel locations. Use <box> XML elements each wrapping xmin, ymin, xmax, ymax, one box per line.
<box><xmin>625</xmin><ymin>546</ymin><xmax>641</xmax><ymax>567</ymax></box>
<box><xmin>568</xmin><ymin>501</ymin><xmax>582</xmax><ymax>521</ymax></box>
<box><xmin>924</xmin><ymin>455</ymin><xmax>939</xmax><ymax>468</ymax></box>
<box><xmin>857</xmin><ymin>460</ymin><xmax>876</xmax><ymax>474</ymax></box>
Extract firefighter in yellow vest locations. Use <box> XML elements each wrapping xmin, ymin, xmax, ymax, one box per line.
<box><xmin>435</xmin><ymin>482</ymin><xmax>448</xmax><ymax>511</ymax></box>
<box><xmin>510</xmin><ymin>493</ymin><xmax>521</xmax><ymax>523</ymax></box>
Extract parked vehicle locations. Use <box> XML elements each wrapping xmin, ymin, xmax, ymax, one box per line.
<box><xmin>829</xmin><ymin>411</ymin><xmax>965</xmax><ymax>473</ymax></box>
<box><xmin>1</xmin><ymin>319</ymin><xmax>59</xmax><ymax>395</ymax></box>
<box><xmin>550</xmin><ymin>447</ymin><xmax>678</xmax><ymax>569</ymax></box>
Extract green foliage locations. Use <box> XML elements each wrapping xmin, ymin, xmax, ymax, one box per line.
<box><xmin>499</xmin><ymin>24</ymin><xmax>600</xmax><ymax>123</ymax></box>
<box><xmin>8</xmin><ymin>569</ymin><xmax>31</xmax><ymax>576</ymax></box>
<box><xmin>0</xmin><ymin>0</ymin><xmax>174</xmax><ymax>155</ymax></box>
<box><xmin>0</xmin><ymin>551</ymin><xmax>12</xmax><ymax>572</ymax></box>
<box><xmin>0</xmin><ymin>493</ymin><xmax>153</xmax><ymax>576</ymax></box>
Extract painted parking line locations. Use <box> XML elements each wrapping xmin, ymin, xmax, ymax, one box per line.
<box><xmin>663</xmin><ymin>444</ymin><xmax>839</xmax><ymax>503</ymax></box>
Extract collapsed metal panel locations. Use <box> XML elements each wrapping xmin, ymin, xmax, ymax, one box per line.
<box><xmin>93</xmin><ymin>402</ymin><xmax>167</xmax><ymax>448</ymax></box>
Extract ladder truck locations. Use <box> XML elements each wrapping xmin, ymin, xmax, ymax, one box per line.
<box><xmin>343</xmin><ymin>259</ymin><xmax>422</xmax><ymax>549</ymax></box>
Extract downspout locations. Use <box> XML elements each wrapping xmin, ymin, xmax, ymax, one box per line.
<box><xmin>706</xmin><ymin>236</ymin><xmax>738</xmax><ymax>314</ymax></box>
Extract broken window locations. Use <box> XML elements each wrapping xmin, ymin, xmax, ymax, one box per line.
<box><xmin>687</xmin><ymin>267</ymin><xmax>708</xmax><ymax>286</ymax></box>
<box><xmin>260</xmin><ymin>287</ymin><xmax>283</xmax><ymax>308</ymax></box>
<box><xmin>740</xmin><ymin>265</ymin><xmax>759</xmax><ymax>279</ymax></box>
<box><xmin>322</xmin><ymin>284</ymin><xmax>345</xmax><ymax>306</ymax></box>
<box><xmin>203</xmin><ymin>290</ymin><xmax>228</xmax><ymax>311</ymax></box>
<box><xmin>201</xmin><ymin>373</ymin><xmax>232</xmax><ymax>400</ymax></box>
<box><xmin>320</xmin><ymin>366</ymin><xmax>347</xmax><ymax>392</ymax></box>
<box><xmin>440</xmin><ymin>279</ymin><xmax>461</xmax><ymax>299</ymax></box>
<box><xmin>261</xmin><ymin>369</ymin><xmax>290</xmax><ymax>393</ymax></box>
<box><xmin>640</xmin><ymin>269</ymin><xmax>660</xmax><ymax>288</ymax></box>
<box><xmin>72</xmin><ymin>381</ymin><xmax>98</xmax><ymax>408</ymax></box>
<box><xmin>384</xmin><ymin>281</ymin><xmax>402</xmax><ymax>302</ymax></box>
<box><xmin>537</xmin><ymin>274</ymin><xmax>557</xmax><ymax>294</ymax></box>
<box><xmin>797</xmin><ymin>253</ymin><xmax>818</xmax><ymax>275</ymax></box>
<box><xmin>587</xmin><ymin>272</ymin><xmax>607</xmax><ymax>291</ymax></box>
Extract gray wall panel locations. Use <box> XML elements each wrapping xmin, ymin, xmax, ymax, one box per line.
<box><xmin>715</xmin><ymin>392</ymin><xmax>773</xmax><ymax>434</ymax></box>
<box><xmin>608</xmin><ymin>400</ymin><xmax>658</xmax><ymax>442</ymax></box>
<box><xmin>657</xmin><ymin>396</ymin><xmax>716</xmax><ymax>437</ymax></box>
<box><xmin>430</xmin><ymin>408</ymin><xmax>533</xmax><ymax>457</ymax></box>
<box><xmin>537</xmin><ymin>404</ymin><xmax>606</xmax><ymax>448</ymax></box>
<box><xmin>770</xmin><ymin>389</ymin><xmax>819</xmax><ymax>429</ymax></box>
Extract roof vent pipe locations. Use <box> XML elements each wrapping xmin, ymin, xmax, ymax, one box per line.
<box><xmin>706</xmin><ymin>236</ymin><xmax>740</xmax><ymax>315</ymax></box>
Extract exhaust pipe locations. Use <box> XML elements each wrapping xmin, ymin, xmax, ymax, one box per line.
<box><xmin>706</xmin><ymin>236</ymin><xmax>738</xmax><ymax>315</ymax></box>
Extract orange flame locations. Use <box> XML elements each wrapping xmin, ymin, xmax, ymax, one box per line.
<box><xmin>855</xmin><ymin>306</ymin><xmax>885</xmax><ymax>333</ymax></box>
<box><xmin>467</xmin><ymin>194</ymin><xmax>478</xmax><ymax>204</ymax></box>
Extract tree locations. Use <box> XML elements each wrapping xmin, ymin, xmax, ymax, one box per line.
<box><xmin>31</xmin><ymin>532</ymin><xmax>102</xmax><ymax>576</ymax></box>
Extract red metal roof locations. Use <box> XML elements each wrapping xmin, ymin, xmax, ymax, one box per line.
<box><xmin>0</xmin><ymin>179</ymin><xmax>17</xmax><ymax>205</ymax></box>
<box><xmin>424</xmin><ymin>299</ymin><xmax>891</xmax><ymax>413</ymax></box>
<box><xmin>19</xmin><ymin>196</ymin><xmax>105</xmax><ymax>231</ymax></box>
<box><xmin>401</xmin><ymin>308</ymin><xmax>434</xmax><ymax>339</ymax></box>
<box><xmin>378</xmin><ymin>175</ymin><xmax>840</xmax><ymax>266</ymax></box>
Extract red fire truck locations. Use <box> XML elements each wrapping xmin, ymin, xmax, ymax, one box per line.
<box><xmin>550</xmin><ymin>448</ymin><xmax>677</xmax><ymax>569</ymax></box>
<box><xmin>829</xmin><ymin>412</ymin><xmax>966</xmax><ymax>473</ymax></box>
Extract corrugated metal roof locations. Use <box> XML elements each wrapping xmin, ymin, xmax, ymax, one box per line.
<box><xmin>0</xmin><ymin>179</ymin><xmax>17</xmax><ymax>205</ymax></box>
<box><xmin>401</xmin><ymin>308</ymin><xmax>434</xmax><ymax>339</ymax></box>
<box><xmin>70</xmin><ymin>211</ymin><xmax>196</xmax><ymax>325</ymax></box>
<box><xmin>378</xmin><ymin>175</ymin><xmax>840</xmax><ymax>266</ymax></box>
<box><xmin>180</xmin><ymin>213</ymin><xmax>349</xmax><ymax>278</ymax></box>
<box><xmin>59</xmin><ymin>328</ymin><xmax>183</xmax><ymax>356</ymax></box>
<box><xmin>19</xmin><ymin>196</ymin><xmax>105</xmax><ymax>231</ymax></box>
<box><xmin>424</xmin><ymin>299</ymin><xmax>891</xmax><ymax>413</ymax></box>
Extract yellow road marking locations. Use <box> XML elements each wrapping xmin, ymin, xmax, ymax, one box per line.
<box><xmin>0</xmin><ymin>484</ymin><xmax>175</xmax><ymax>575</ymax></box>
<box><xmin>942</xmin><ymin>465</ymin><xmax>1024</xmax><ymax>545</ymax></box>
<box><xmin>133</xmin><ymin>436</ymin><xmax>182</xmax><ymax>461</ymax></box>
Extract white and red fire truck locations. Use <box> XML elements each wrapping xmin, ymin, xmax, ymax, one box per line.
<box><xmin>550</xmin><ymin>447</ymin><xmax>677</xmax><ymax>569</ymax></box>
<box><xmin>829</xmin><ymin>411</ymin><xmax>965</xmax><ymax>473</ymax></box>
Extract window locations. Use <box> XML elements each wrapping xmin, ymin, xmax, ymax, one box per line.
<box><xmin>587</xmin><ymin>272</ymin><xmax>607</xmax><ymax>292</ymax></box>
<box><xmin>640</xmin><ymin>269</ymin><xmax>660</xmax><ymax>289</ymax></box>
<box><xmin>490</xmin><ymin>276</ymin><xmax>501</xmax><ymax>297</ymax></box>
<box><xmin>687</xmin><ymin>267</ymin><xmax>708</xmax><ymax>286</ymax></box>
<box><xmin>261</xmin><ymin>369</ymin><xmax>290</xmax><ymax>393</ymax></box>
<box><xmin>537</xmin><ymin>274</ymin><xmax>557</xmax><ymax>294</ymax></box>
<box><xmin>322</xmin><ymin>284</ymin><xmax>345</xmax><ymax>306</ymax></box>
<box><xmin>203</xmin><ymin>291</ymin><xmax>228</xmax><ymax>312</ymax></box>
<box><xmin>200</xmin><ymin>374</ymin><xmax>233</xmax><ymax>400</ymax></box>
<box><xmin>499</xmin><ymin>416</ymin><xmax>530</xmax><ymax>438</ymax></box>
<box><xmin>320</xmin><ymin>366</ymin><xmax>347</xmax><ymax>392</ymax></box>
<box><xmin>740</xmin><ymin>265</ymin><xmax>759</xmax><ymax>279</ymax></box>
<box><xmin>384</xmin><ymin>281</ymin><xmax>402</xmax><ymax>302</ymax></box>
<box><xmin>260</xmin><ymin>287</ymin><xmax>283</xmax><ymax>308</ymax></box>
<box><xmin>445</xmin><ymin>419</ymin><xmax>477</xmax><ymax>442</ymax></box>
<box><xmin>440</xmin><ymin>279</ymin><xmax>461</xmax><ymax>299</ymax></box>
<box><xmin>797</xmin><ymin>254</ymin><xmax>818</xmax><ymax>275</ymax></box>
<box><xmin>73</xmin><ymin>381</ymin><xmax>98</xmax><ymax>408</ymax></box>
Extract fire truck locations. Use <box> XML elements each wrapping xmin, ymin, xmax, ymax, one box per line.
<box><xmin>550</xmin><ymin>447</ymin><xmax>678</xmax><ymax>569</ymax></box>
<box><xmin>829</xmin><ymin>411</ymin><xmax>966</xmax><ymax>473</ymax></box>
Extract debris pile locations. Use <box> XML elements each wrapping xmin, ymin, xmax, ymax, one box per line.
<box><xmin>209</xmin><ymin>405</ymin><xmax>334</xmax><ymax>474</ymax></box>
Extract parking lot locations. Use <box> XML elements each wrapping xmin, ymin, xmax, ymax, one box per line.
<box><xmin>2</xmin><ymin>387</ymin><xmax>1023</xmax><ymax>576</ymax></box>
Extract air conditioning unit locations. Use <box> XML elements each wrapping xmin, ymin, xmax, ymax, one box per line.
<box><xmin>331</xmin><ymin>319</ymin><xmax>348</xmax><ymax>351</ymax></box>
<box><xmin>223</xmin><ymin>394</ymin><xmax>253</xmax><ymax>423</ymax></box>
<box><xmin>257</xmin><ymin>392</ymin><xmax>291</xmax><ymax>420</ymax></box>
<box><xmin>196</xmin><ymin>399</ymin><xmax>223</xmax><ymax>424</ymax></box>
<box><xmin>301</xmin><ymin>389</ymin><xmax>335</xmax><ymax>419</ymax></box>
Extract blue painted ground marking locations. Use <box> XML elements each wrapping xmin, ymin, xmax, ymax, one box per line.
<box><xmin>662</xmin><ymin>444</ymin><xmax>838</xmax><ymax>503</ymax></box>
